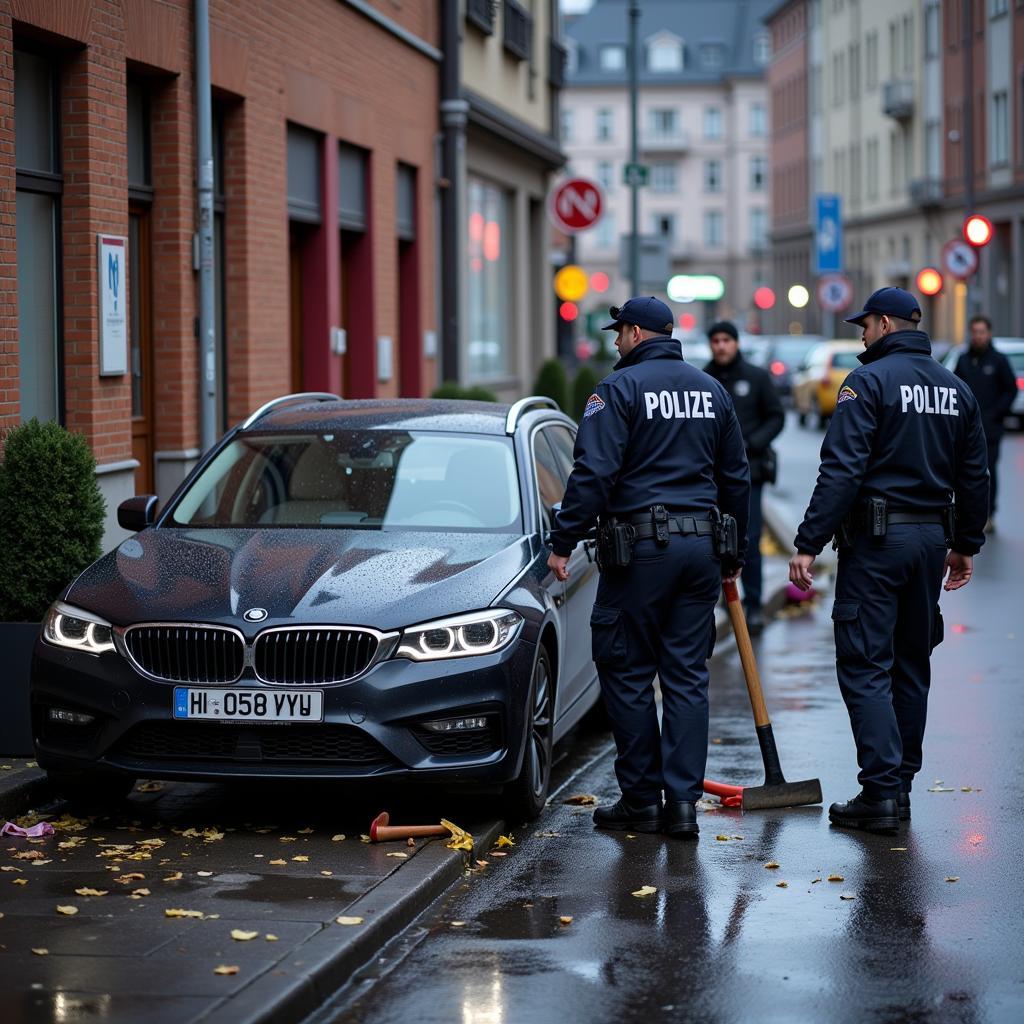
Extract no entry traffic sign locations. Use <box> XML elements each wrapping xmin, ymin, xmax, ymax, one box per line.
<box><xmin>548</xmin><ymin>177</ymin><xmax>604</xmax><ymax>234</ymax></box>
<box><xmin>816</xmin><ymin>273</ymin><xmax>853</xmax><ymax>313</ymax></box>
<box><xmin>941</xmin><ymin>239</ymin><xmax>979</xmax><ymax>280</ymax></box>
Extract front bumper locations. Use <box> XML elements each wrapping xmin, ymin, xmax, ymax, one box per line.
<box><xmin>31</xmin><ymin>635</ymin><xmax>536</xmax><ymax>785</ymax></box>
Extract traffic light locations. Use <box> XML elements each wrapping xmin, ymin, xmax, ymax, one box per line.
<box><xmin>753</xmin><ymin>286</ymin><xmax>776</xmax><ymax>311</ymax></box>
<box><xmin>915</xmin><ymin>267</ymin><xmax>943</xmax><ymax>296</ymax></box>
<box><xmin>963</xmin><ymin>214</ymin><xmax>993</xmax><ymax>248</ymax></box>
<box><xmin>559</xmin><ymin>301</ymin><xmax>579</xmax><ymax>321</ymax></box>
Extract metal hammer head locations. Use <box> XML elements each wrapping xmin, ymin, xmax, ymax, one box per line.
<box><xmin>741</xmin><ymin>778</ymin><xmax>823</xmax><ymax>810</ymax></box>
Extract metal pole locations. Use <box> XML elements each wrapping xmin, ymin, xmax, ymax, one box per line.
<box><xmin>195</xmin><ymin>0</ymin><xmax>216</xmax><ymax>453</ymax></box>
<box><xmin>962</xmin><ymin>0</ymin><xmax>978</xmax><ymax>325</ymax></box>
<box><xmin>628</xmin><ymin>0</ymin><xmax>640</xmax><ymax>295</ymax></box>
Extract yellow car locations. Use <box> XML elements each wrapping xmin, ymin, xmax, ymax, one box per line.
<box><xmin>792</xmin><ymin>341</ymin><xmax>863</xmax><ymax>427</ymax></box>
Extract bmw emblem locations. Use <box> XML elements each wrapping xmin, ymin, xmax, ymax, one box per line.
<box><xmin>243</xmin><ymin>607</ymin><xmax>268</xmax><ymax>623</ymax></box>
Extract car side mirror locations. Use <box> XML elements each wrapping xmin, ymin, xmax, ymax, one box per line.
<box><xmin>118</xmin><ymin>495</ymin><xmax>158</xmax><ymax>532</ymax></box>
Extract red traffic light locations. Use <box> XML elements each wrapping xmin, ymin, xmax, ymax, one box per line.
<box><xmin>559</xmin><ymin>301</ymin><xmax>578</xmax><ymax>321</ymax></box>
<box><xmin>916</xmin><ymin>267</ymin><xmax>943</xmax><ymax>296</ymax></box>
<box><xmin>590</xmin><ymin>271</ymin><xmax>610</xmax><ymax>293</ymax></box>
<box><xmin>753</xmin><ymin>286</ymin><xmax>776</xmax><ymax>311</ymax></box>
<box><xmin>963</xmin><ymin>214</ymin><xmax>993</xmax><ymax>247</ymax></box>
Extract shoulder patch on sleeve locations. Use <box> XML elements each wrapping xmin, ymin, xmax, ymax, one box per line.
<box><xmin>583</xmin><ymin>393</ymin><xmax>606</xmax><ymax>419</ymax></box>
<box><xmin>837</xmin><ymin>385</ymin><xmax>857</xmax><ymax>404</ymax></box>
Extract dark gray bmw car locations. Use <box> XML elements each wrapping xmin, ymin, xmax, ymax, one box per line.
<box><xmin>31</xmin><ymin>395</ymin><xmax>601</xmax><ymax>820</ymax></box>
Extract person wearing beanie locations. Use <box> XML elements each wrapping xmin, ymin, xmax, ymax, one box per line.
<box><xmin>703</xmin><ymin>320</ymin><xmax>784</xmax><ymax>634</ymax></box>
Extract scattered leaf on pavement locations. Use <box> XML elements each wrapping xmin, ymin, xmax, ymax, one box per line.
<box><xmin>827</xmin><ymin>874</ymin><xmax>844</xmax><ymax>882</ymax></box>
<box><xmin>56</xmin><ymin>906</ymin><xmax>79</xmax><ymax>916</ymax></box>
<box><xmin>776</xmin><ymin>882</ymin><xmax>789</xmax><ymax>888</ymax></box>
<box><xmin>715</xmin><ymin>835</ymin><xmax>732</xmax><ymax>841</ymax></box>
<box><xmin>927</xmin><ymin>787</ymin><xmax>955</xmax><ymax>793</ymax></box>
<box><xmin>265</xmin><ymin>934</ymin><xmax>278</xmax><ymax>941</ymax></box>
<box><xmin>839</xmin><ymin>894</ymin><xmax>856</xmax><ymax>901</ymax></box>
<box><xmin>890</xmin><ymin>847</ymin><xmax>908</xmax><ymax>852</ymax></box>
<box><xmin>132</xmin><ymin>888</ymin><xmax>151</xmax><ymax>897</ymax></box>
<box><xmin>811</xmin><ymin>878</ymin><xmax>822</xmax><ymax>884</ymax></box>
<box><xmin>165</xmin><ymin>908</ymin><xmax>206</xmax><ymax>919</ymax></box>
<box><xmin>563</xmin><ymin>794</ymin><xmax>597</xmax><ymax>806</ymax></box>
<box><xmin>197</xmin><ymin>871</ymin><xmax>213</xmax><ymax>877</ymax></box>
<box><xmin>442</xmin><ymin>819</ymin><xmax>474</xmax><ymax>852</ymax></box>
<box><xmin>213</xmin><ymin>965</ymin><xmax>239</xmax><ymax>976</ymax></box>
<box><xmin>231</xmin><ymin>929</ymin><xmax>259</xmax><ymax>941</ymax></box>
<box><xmin>945</xmin><ymin>876</ymin><xmax>960</xmax><ymax>883</ymax></box>
<box><xmin>162</xmin><ymin>872</ymin><xmax>183</xmax><ymax>881</ymax></box>
<box><xmin>291</xmin><ymin>856</ymin><xmax>309</xmax><ymax>863</ymax></box>
<box><xmin>31</xmin><ymin>948</ymin><xmax>48</xmax><ymax>956</ymax></box>
<box><xmin>631</xmin><ymin>885</ymin><xmax>657</xmax><ymax>897</ymax></box>
<box><xmin>332</xmin><ymin>835</ymin><xmax>346</xmax><ymax>842</ymax></box>
<box><xmin>494</xmin><ymin>835</ymin><xmax>515</xmax><ymax>848</ymax></box>
<box><xmin>320</xmin><ymin>870</ymin><xmax>333</xmax><ymax>876</ymax></box>
<box><xmin>1</xmin><ymin>866</ymin><xmax>22</xmax><ymax>872</ymax></box>
<box><xmin>268</xmin><ymin>859</ymin><xmax>287</xmax><ymax>866</ymax></box>
<box><xmin>449</xmin><ymin>921</ymin><xmax>466</xmax><ymax>927</ymax></box>
<box><xmin>559</xmin><ymin>916</ymin><xmax>573</xmax><ymax>925</ymax></box>
<box><xmin>335</xmin><ymin>916</ymin><xmax>364</xmax><ymax>926</ymax></box>
<box><xmin>360</xmin><ymin>835</ymin><xmax>371</xmax><ymax>843</ymax></box>
<box><xmin>533</xmin><ymin>831</ymin><xmax>560</xmax><ymax>839</ymax></box>
<box><xmin>135</xmin><ymin>782</ymin><xmax>163</xmax><ymax>793</ymax></box>
<box><xmin>13</xmin><ymin>878</ymin><xmax>27</xmax><ymax>885</ymax></box>
<box><xmin>74</xmin><ymin>888</ymin><xmax>108</xmax><ymax>897</ymax></box>
<box><xmin>297</xmin><ymin>828</ymin><xmax>314</xmax><ymax>834</ymax></box>
<box><xmin>764</xmin><ymin>862</ymin><xmax>780</xmax><ymax>870</ymax></box>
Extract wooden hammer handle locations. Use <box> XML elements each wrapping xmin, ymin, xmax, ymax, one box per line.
<box><xmin>722</xmin><ymin>580</ymin><xmax>771</xmax><ymax>728</ymax></box>
<box><xmin>372</xmin><ymin>824</ymin><xmax>450</xmax><ymax>841</ymax></box>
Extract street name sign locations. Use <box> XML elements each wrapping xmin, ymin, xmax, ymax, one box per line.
<box><xmin>623</xmin><ymin>162</ymin><xmax>649</xmax><ymax>187</ymax></box>
<box><xmin>814</xmin><ymin>194</ymin><xmax>843</xmax><ymax>274</ymax></box>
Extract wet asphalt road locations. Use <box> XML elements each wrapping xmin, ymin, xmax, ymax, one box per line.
<box><xmin>310</xmin><ymin>428</ymin><xmax>1024</xmax><ymax>1024</ymax></box>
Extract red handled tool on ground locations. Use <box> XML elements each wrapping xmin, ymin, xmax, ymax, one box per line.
<box><xmin>369</xmin><ymin>811</ymin><xmax>450</xmax><ymax>842</ymax></box>
<box><xmin>702</xmin><ymin>581</ymin><xmax>822</xmax><ymax>810</ymax></box>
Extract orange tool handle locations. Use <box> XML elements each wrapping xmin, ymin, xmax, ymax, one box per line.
<box><xmin>722</xmin><ymin>580</ymin><xmax>771</xmax><ymax>728</ymax></box>
<box><xmin>371</xmin><ymin>823</ymin><xmax>450</xmax><ymax>842</ymax></box>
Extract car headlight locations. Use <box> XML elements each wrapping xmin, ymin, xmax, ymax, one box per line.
<box><xmin>395</xmin><ymin>609</ymin><xmax>523</xmax><ymax>662</ymax></box>
<box><xmin>43</xmin><ymin>602</ymin><xmax>116</xmax><ymax>656</ymax></box>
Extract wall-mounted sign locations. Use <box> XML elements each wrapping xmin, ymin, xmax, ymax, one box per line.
<box><xmin>98</xmin><ymin>235</ymin><xmax>127</xmax><ymax>376</ymax></box>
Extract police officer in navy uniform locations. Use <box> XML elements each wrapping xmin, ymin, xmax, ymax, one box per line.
<box><xmin>789</xmin><ymin>288</ymin><xmax>989</xmax><ymax>833</ymax></box>
<box><xmin>547</xmin><ymin>297</ymin><xmax>750</xmax><ymax>839</ymax></box>
<box><xmin>703</xmin><ymin>320</ymin><xmax>785</xmax><ymax>634</ymax></box>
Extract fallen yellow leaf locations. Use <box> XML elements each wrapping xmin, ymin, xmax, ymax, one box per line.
<box><xmin>1</xmin><ymin>866</ymin><xmax>22</xmax><ymax>872</ymax></box>
<box><xmin>715</xmin><ymin>835</ymin><xmax>731</xmax><ymax>841</ymax></box>
<box><xmin>442</xmin><ymin>819</ymin><xmax>474</xmax><ymax>852</ymax></box>
<box><xmin>31</xmin><ymin>948</ymin><xmax>48</xmax><ymax>956</ymax></box>
<box><xmin>827</xmin><ymin>874</ymin><xmax>844</xmax><ymax>882</ymax></box>
<box><xmin>135</xmin><ymin>781</ymin><xmax>163</xmax><ymax>792</ymax></box>
<box><xmin>450</xmin><ymin>921</ymin><xmax>466</xmax><ymax>927</ymax></box>
<box><xmin>335</xmin><ymin>916</ymin><xmax>364</xmax><ymax>925</ymax></box>
<box><xmin>563</xmin><ymin>794</ymin><xmax>597</xmax><ymax>806</ymax></box>
<box><xmin>115</xmin><ymin>873</ymin><xmax>146</xmax><ymax>884</ymax></box>
<box><xmin>165</xmin><ymin>908</ymin><xmax>206</xmax><ymax>919</ymax></box>
<box><xmin>331</xmin><ymin>834</ymin><xmax>346</xmax><ymax>842</ymax></box>
<box><xmin>265</xmin><ymin>934</ymin><xmax>278</xmax><ymax>941</ymax></box>
<box><xmin>213</xmin><ymin>965</ymin><xmax>239</xmax><ymax>976</ymax></box>
<box><xmin>559</xmin><ymin>915</ymin><xmax>573</xmax><ymax>924</ymax></box>
<box><xmin>268</xmin><ymin>859</ymin><xmax>287</xmax><ymax>866</ymax></box>
<box><xmin>811</xmin><ymin>878</ymin><xmax>822</xmax><ymax>884</ymax></box>
<box><xmin>386</xmin><ymin>852</ymin><xmax>408</xmax><ymax>859</ymax></box>
<box><xmin>197</xmin><ymin>871</ymin><xmax>213</xmax><ymax>877</ymax></box>
<box><xmin>291</xmin><ymin>856</ymin><xmax>309</xmax><ymax>863</ymax></box>
<box><xmin>230</xmin><ymin>929</ymin><xmax>259</xmax><ymax>941</ymax></box>
<box><xmin>13</xmin><ymin>878</ymin><xmax>27</xmax><ymax>886</ymax></box>
<box><xmin>56</xmin><ymin>905</ymin><xmax>78</xmax><ymax>916</ymax></box>
<box><xmin>360</xmin><ymin>835</ymin><xmax>371</xmax><ymax>843</ymax></box>
<box><xmin>279</xmin><ymin>836</ymin><xmax>297</xmax><ymax>843</ymax></box>
<box><xmin>74</xmin><ymin>888</ymin><xmax>108</xmax><ymax>897</ymax></box>
<box><xmin>163</xmin><ymin>872</ymin><xmax>183</xmax><ymax>881</ymax></box>
<box><xmin>631</xmin><ymin>885</ymin><xmax>657</xmax><ymax>897</ymax></box>
<box><xmin>297</xmin><ymin>827</ymin><xmax>314</xmax><ymax>834</ymax></box>
<box><xmin>320</xmin><ymin>870</ymin><xmax>333</xmax><ymax>876</ymax></box>
<box><xmin>764</xmin><ymin>862</ymin><xmax>780</xmax><ymax>870</ymax></box>
<box><xmin>927</xmin><ymin>786</ymin><xmax>955</xmax><ymax>793</ymax></box>
<box><xmin>132</xmin><ymin>888</ymin><xmax>151</xmax><ymax>896</ymax></box>
<box><xmin>494</xmin><ymin>835</ymin><xmax>515</xmax><ymax>848</ymax></box>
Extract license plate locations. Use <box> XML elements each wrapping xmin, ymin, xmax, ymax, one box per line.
<box><xmin>173</xmin><ymin>687</ymin><xmax>324</xmax><ymax>722</ymax></box>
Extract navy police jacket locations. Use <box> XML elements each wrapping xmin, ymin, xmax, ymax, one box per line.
<box><xmin>794</xmin><ymin>330</ymin><xmax>989</xmax><ymax>558</ymax></box>
<box><xmin>550</xmin><ymin>337</ymin><xmax>750</xmax><ymax>561</ymax></box>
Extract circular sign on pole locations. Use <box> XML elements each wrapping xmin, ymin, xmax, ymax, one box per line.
<box><xmin>553</xmin><ymin>265</ymin><xmax>589</xmax><ymax>302</ymax></box>
<box><xmin>941</xmin><ymin>239</ymin><xmax>979</xmax><ymax>280</ymax></box>
<box><xmin>816</xmin><ymin>274</ymin><xmax>853</xmax><ymax>312</ymax></box>
<box><xmin>548</xmin><ymin>177</ymin><xmax>604</xmax><ymax>234</ymax></box>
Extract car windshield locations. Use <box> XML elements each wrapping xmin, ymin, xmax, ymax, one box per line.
<box><xmin>1007</xmin><ymin>351</ymin><xmax>1024</xmax><ymax>373</ymax></box>
<box><xmin>832</xmin><ymin>351</ymin><xmax>861</xmax><ymax>369</ymax></box>
<box><xmin>167</xmin><ymin>430</ymin><xmax>522</xmax><ymax>532</ymax></box>
<box><xmin>772</xmin><ymin>339</ymin><xmax>819</xmax><ymax>365</ymax></box>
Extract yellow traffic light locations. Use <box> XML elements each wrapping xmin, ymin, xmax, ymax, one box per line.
<box><xmin>554</xmin><ymin>265</ymin><xmax>589</xmax><ymax>302</ymax></box>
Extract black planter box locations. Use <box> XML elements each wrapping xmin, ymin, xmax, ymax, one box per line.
<box><xmin>0</xmin><ymin>622</ymin><xmax>39</xmax><ymax>756</ymax></box>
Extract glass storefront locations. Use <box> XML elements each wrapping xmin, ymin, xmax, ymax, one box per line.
<box><xmin>467</xmin><ymin>177</ymin><xmax>511</xmax><ymax>382</ymax></box>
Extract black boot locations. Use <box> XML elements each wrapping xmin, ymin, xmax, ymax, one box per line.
<box><xmin>897</xmin><ymin>790</ymin><xmax>910</xmax><ymax>821</ymax></box>
<box><xmin>828</xmin><ymin>792</ymin><xmax>899</xmax><ymax>834</ymax></box>
<box><xmin>593</xmin><ymin>797</ymin><xmax>664</xmax><ymax>833</ymax></box>
<box><xmin>745</xmin><ymin>605</ymin><xmax>765</xmax><ymax>636</ymax></box>
<box><xmin>664</xmin><ymin>800</ymin><xmax>699</xmax><ymax>839</ymax></box>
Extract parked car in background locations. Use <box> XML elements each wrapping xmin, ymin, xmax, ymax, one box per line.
<box><xmin>792</xmin><ymin>341</ymin><xmax>863</xmax><ymax>428</ymax></box>
<box><xmin>31</xmin><ymin>395</ymin><xmax>603</xmax><ymax>820</ymax></box>
<box><xmin>762</xmin><ymin>335</ymin><xmax>825</xmax><ymax>398</ymax></box>
<box><xmin>942</xmin><ymin>338</ymin><xmax>1024</xmax><ymax>429</ymax></box>
<box><xmin>738</xmin><ymin>335</ymin><xmax>771</xmax><ymax>368</ymax></box>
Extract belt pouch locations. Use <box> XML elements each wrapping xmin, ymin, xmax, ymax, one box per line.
<box><xmin>651</xmin><ymin>505</ymin><xmax>670</xmax><ymax>547</ymax></box>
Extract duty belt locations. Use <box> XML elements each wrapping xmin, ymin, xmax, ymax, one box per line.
<box><xmin>885</xmin><ymin>511</ymin><xmax>945</xmax><ymax>525</ymax></box>
<box><xmin>622</xmin><ymin>512</ymin><xmax>716</xmax><ymax>540</ymax></box>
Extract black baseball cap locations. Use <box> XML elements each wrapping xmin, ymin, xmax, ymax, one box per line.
<box><xmin>707</xmin><ymin>320</ymin><xmax>739</xmax><ymax>341</ymax></box>
<box><xmin>603</xmin><ymin>296</ymin><xmax>675</xmax><ymax>335</ymax></box>
<box><xmin>843</xmin><ymin>287</ymin><xmax>922</xmax><ymax>326</ymax></box>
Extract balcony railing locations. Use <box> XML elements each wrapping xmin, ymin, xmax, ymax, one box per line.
<box><xmin>466</xmin><ymin>0</ymin><xmax>496</xmax><ymax>35</ymax></box>
<box><xmin>503</xmin><ymin>0</ymin><xmax>532</xmax><ymax>62</ymax></box>
<box><xmin>882</xmin><ymin>79</ymin><xmax>914</xmax><ymax>120</ymax></box>
<box><xmin>640</xmin><ymin>129</ymin><xmax>691</xmax><ymax>153</ymax></box>
<box><xmin>909</xmin><ymin>177</ymin><xmax>943</xmax><ymax>207</ymax></box>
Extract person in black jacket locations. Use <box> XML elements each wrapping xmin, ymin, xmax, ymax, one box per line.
<box><xmin>548</xmin><ymin>296</ymin><xmax>750</xmax><ymax>839</ymax></box>
<box><xmin>704</xmin><ymin>320</ymin><xmax>785</xmax><ymax>633</ymax></box>
<box><xmin>953</xmin><ymin>315</ymin><xmax>1017</xmax><ymax>531</ymax></box>
<box><xmin>789</xmin><ymin>288</ymin><xmax>989</xmax><ymax>834</ymax></box>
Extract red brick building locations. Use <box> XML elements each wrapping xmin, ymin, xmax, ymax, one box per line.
<box><xmin>2</xmin><ymin>0</ymin><xmax>440</xmax><ymax>540</ymax></box>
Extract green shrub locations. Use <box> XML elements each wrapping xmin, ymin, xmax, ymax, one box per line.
<box><xmin>533</xmin><ymin>358</ymin><xmax>569</xmax><ymax>413</ymax></box>
<box><xmin>571</xmin><ymin>365</ymin><xmax>601</xmax><ymax>421</ymax></box>
<box><xmin>0</xmin><ymin>419</ymin><xmax>106</xmax><ymax>622</ymax></box>
<box><xmin>431</xmin><ymin>381</ymin><xmax>498</xmax><ymax>402</ymax></box>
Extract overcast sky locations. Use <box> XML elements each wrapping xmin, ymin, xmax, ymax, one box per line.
<box><xmin>561</xmin><ymin>0</ymin><xmax>594</xmax><ymax>14</ymax></box>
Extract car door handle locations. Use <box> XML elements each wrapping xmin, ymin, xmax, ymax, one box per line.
<box><xmin>554</xmin><ymin>592</ymin><xmax>565</xmax><ymax>608</ymax></box>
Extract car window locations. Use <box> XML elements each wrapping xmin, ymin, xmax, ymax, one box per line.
<box><xmin>1007</xmin><ymin>352</ymin><xmax>1024</xmax><ymax>374</ymax></box>
<box><xmin>167</xmin><ymin>430</ymin><xmax>522</xmax><ymax>532</ymax></box>
<box><xmin>831</xmin><ymin>351</ymin><xmax>861</xmax><ymax>369</ymax></box>
<box><xmin>542</xmin><ymin>425</ymin><xmax>577</xmax><ymax>479</ymax></box>
<box><xmin>534</xmin><ymin>431</ymin><xmax>569</xmax><ymax>531</ymax></box>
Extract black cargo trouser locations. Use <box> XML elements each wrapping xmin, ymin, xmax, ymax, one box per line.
<box><xmin>831</xmin><ymin>524</ymin><xmax>947</xmax><ymax>799</ymax></box>
<box><xmin>590</xmin><ymin>532</ymin><xmax>721</xmax><ymax>805</ymax></box>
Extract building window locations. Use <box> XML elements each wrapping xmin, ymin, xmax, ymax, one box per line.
<box><xmin>595</xmin><ymin>210</ymin><xmax>616</xmax><ymax>250</ymax></box>
<box><xmin>754</xmin><ymin>32</ymin><xmax>771</xmax><ymax>65</ymax></box>
<box><xmin>924</xmin><ymin>3</ymin><xmax>940</xmax><ymax>60</ymax></box>
<box><xmin>650</xmin><ymin>162</ymin><xmax>678</xmax><ymax>193</ymax></box>
<box><xmin>652</xmin><ymin>213</ymin><xmax>676</xmax><ymax>242</ymax></box>
<box><xmin>750</xmin><ymin>208</ymin><xmax>767</xmax><ymax>249</ymax></box>
<box><xmin>565</xmin><ymin>39</ymin><xmax>578</xmax><ymax>75</ymax></box>
<box><xmin>832</xmin><ymin>51</ymin><xmax>845</xmax><ymax>106</ymax></box>
<box><xmin>750</xmin><ymin>156</ymin><xmax>767</xmax><ymax>191</ymax></box>
<box><xmin>700</xmin><ymin>44</ymin><xmax>724</xmax><ymax>69</ymax></box>
<box><xmin>749</xmin><ymin>103</ymin><xmax>767</xmax><ymax>137</ymax></box>
<box><xmin>703</xmin><ymin>106</ymin><xmax>723</xmax><ymax>140</ymax></box>
<box><xmin>467</xmin><ymin>177</ymin><xmax>511</xmax><ymax>381</ymax></box>
<box><xmin>596</xmin><ymin>108</ymin><xmax>613</xmax><ymax>142</ymax></box>
<box><xmin>990</xmin><ymin>0</ymin><xmax>1008</xmax><ymax>18</ymax></box>
<box><xmin>596</xmin><ymin>160</ymin><xmax>615</xmax><ymax>192</ymax></box>
<box><xmin>648</xmin><ymin>107</ymin><xmax>678</xmax><ymax>138</ymax></box>
<box><xmin>866</xmin><ymin>31</ymin><xmax>878</xmax><ymax>90</ymax></box>
<box><xmin>849</xmin><ymin>42</ymin><xmax>860</xmax><ymax>98</ymax></box>
<box><xmin>599</xmin><ymin>45</ymin><xmax>625</xmax><ymax>72</ymax></box>
<box><xmin>647</xmin><ymin>36</ymin><xmax>683</xmax><ymax>72</ymax></box>
<box><xmin>703</xmin><ymin>210</ymin><xmax>724</xmax><ymax>248</ymax></box>
<box><xmin>14</xmin><ymin>48</ymin><xmax>62</xmax><ymax>425</ymax></box>
<box><xmin>704</xmin><ymin>159</ymin><xmax>722</xmax><ymax>193</ymax></box>
<box><xmin>561</xmin><ymin>108</ymin><xmax>573</xmax><ymax>142</ymax></box>
<box><xmin>992</xmin><ymin>90</ymin><xmax>1009</xmax><ymax>165</ymax></box>
<box><xmin>867</xmin><ymin>137</ymin><xmax>879</xmax><ymax>198</ymax></box>
<box><xmin>925</xmin><ymin>119</ymin><xmax>941</xmax><ymax>177</ymax></box>
<box><xmin>902</xmin><ymin>14</ymin><xmax>913</xmax><ymax>71</ymax></box>
<box><xmin>889</xmin><ymin>21</ymin><xmax>898</xmax><ymax>78</ymax></box>
<box><xmin>287</xmin><ymin>124</ymin><xmax>322</xmax><ymax>224</ymax></box>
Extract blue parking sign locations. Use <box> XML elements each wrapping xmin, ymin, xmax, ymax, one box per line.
<box><xmin>815</xmin><ymin>194</ymin><xmax>842</xmax><ymax>274</ymax></box>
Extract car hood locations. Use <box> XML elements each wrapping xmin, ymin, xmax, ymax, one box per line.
<box><xmin>66</xmin><ymin>528</ymin><xmax>533</xmax><ymax>632</ymax></box>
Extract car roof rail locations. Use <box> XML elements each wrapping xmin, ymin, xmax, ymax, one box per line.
<box><xmin>505</xmin><ymin>396</ymin><xmax>561</xmax><ymax>435</ymax></box>
<box><xmin>241</xmin><ymin>392</ymin><xmax>342</xmax><ymax>429</ymax></box>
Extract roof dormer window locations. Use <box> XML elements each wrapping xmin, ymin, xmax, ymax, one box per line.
<box><xmin>647</xmin><ymin>34</ymin><xmax>684</xmax><ymax>73</ymax></box>
<box><xmin>700</xmin><ymin>43</ymin><xmax>724</xmax><ymax>69</ymax></box>
<box><xmin>754</xmin><ymin>32</ymin><xmax>771</xmax><ymax>65</ymax></box>
<box><xmin>599</xmin><ymin>45</ymin><xmax>626</xmax><ymax>72</ymax></box>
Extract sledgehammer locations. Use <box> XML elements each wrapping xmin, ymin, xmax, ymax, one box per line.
<box><xmin>703</xmin><ymin>581</ymin><xmax>822</xmax><ymax>810</ymax></box>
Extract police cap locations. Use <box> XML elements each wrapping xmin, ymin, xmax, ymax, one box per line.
<box><xmin>843</xmin><ymin>287</ymin><xmax>922</xmax><ymax>326</ymax></box>
<box><xmin>603</xmin><ymin>296</ymin><xmax>675</xmax><ymax>335</ymax></box>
